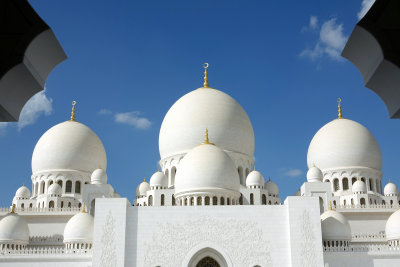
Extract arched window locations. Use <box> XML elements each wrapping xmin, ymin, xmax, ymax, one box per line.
<box><xmin>172</xmin><ymin>196</ymin><xmax>175</xmax><ymax>206</ymax></box>
<box><xmin>333</xmin><ymin>178</ymin><xmax>339</xmax><ymax>192</ymax></box>
<box><xmin>68</xmin><ymin>202</ymin><xmax>71</xmax><ymax>208</ymax></box>
<box><xmin>382</xmin><ymin>200</ymin><xmax>386</xmax><ymax>205</ymax></box>
<box><xmin>391</xmin><ymin>200</ymin><xmax>394</xmax><ymax>205</ymax></box>
<box><xmin>213</xmin><ymin>196</ymin><xmax>218</xmax><ymax>205</ymax></box>
<box><xmin>369</xmin><ymin>178</ymin><xmax>373</xmax><ymax>191</ymax></box>
<box><xmin>250</xmin><ymin>193</ymin><xmax>254</xmax><ymax>205</ymax></box>
<box><xmin>262</xmin><ymin>194</ymin><xmax>266</xmax><ymax>205</ymax></box>
<box><xmin>220</xmin><ymin>197</ymin><xmax>224</xmax><ymax>205</ymax></box>
<box><xmin>57</xmin><ymin>180</ymin><xmax>62</xmax><ymax>188</ymax></box>
<box><xmin>75</xmin><ymin>181</ymin><xmax>81</xmax><ymax>193</ymax></box>
<box><xmin>40</xmin><ymin>182</ymin><xmax>45</xmax><ymax>194</ymax></box>
<box><xmin>61</xmin><ymin>201</ymin><xmax>64</xmax><ymax>208</ymax></box>
<box><xmin>351</xmin><ymin>198</ymin><xmax>354</xmax><ymax>205</ymax></box>
<box><xmin>239</xmin><ymin>194</ymin><xmax>243</xmax><ymax>205</ymax></box>
<box><xmin>66</xmin><ymin>181</ymin><xmax>72</xmax><ymax>193</ymax></box>
<box><xmin>361</xmin><ymin>177</ymin><xmax>365</xmax><ymax>183</ymax></box>
<box><xmin>205</xmin><ymin>196</ymin><xmax>210</xmax><ymax>205</ymax></box>
<box><xmin>343</xmin><ymin>199</ymin><xmax>347</xmax><ymax>206</ymax></box>
<box><xmin>268</xmin><ymin>200</ymin><xmax>271</xmax><ymax>204</ymax></box>
<box><xmin>227</xmin><ymin>198</ymin><xmax>230</xmax><ymax>205</ymax></box>
<box><xmin>333</xmin><ymin>200</ymin><xmax>337</xmax><ymax>207</ymax></box>
<box><xmin>21</xmin><ymin>203</ymin><xmax>24</xmax><ymax>209</ymax></box>
<box><xmin>342</xmin><ymin>178</ymin><xmax>349</xmax><ymax>190</ymax></box>
<box><xmin>197</xmin><ymin>196</ymin><xmax>202</xmax><ymax>205</ymax></box>
<box><xmin>78</xmin><ymin>203</ymin><xmax>82</xmax><ymax>208</ymax></box>
<box><xmin>29</xmin><ymin>203</ymin><xmax>32</xmax><ymax>208</ymax></box>
<box><xmin>171</xmin><ymin>167</ymin><xmax>177</xmax><ymax>186</ymax></box>
<box><xmin>238</xmin><ymin>166</ymin><xmax>244</xmax><ymax>184</ymax></box>
<box><xmin>352</xmin><ymin>177</ymin><xmax>357</xmax><ymax>185</ymax></box>
<box><xmin>360</xmin><ymin>198</ymin><xmax>366</xmax><ymax>205</ymax></box>
<box><xmin>49</xmin><ymin>201</ymin><xmax>54</xmax><ymax>208</ymax></box>
<box><xmin>324</xmin><ymin>179</ymin><xmax>329</xmax><ymax>183</ymax></box>
<box><xmin>196</xmin><ymin>257</ymin><xmax>220</xmax><ymax>267</ymax></box>
<box><xmin>148</xmin><ymin>195</ymin><xmax>153</xmax><ymax>206</ymax></box>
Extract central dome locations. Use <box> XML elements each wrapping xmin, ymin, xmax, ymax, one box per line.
<box><xmin>307</xmin><ymin>118</ymin><xmax>382</xmax><ymax>171</ymax></box>
<box><xmin>32</xmin><ymin>121</ymin><xmax>107</xmax><ymax>174</ymax></box>
<box><xmin>159</xmin><ymin>88</ymin><xmax>255</xmax><ymax>159</ymax></box>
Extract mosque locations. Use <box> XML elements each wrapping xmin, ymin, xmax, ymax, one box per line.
<box><xmin>1</xmin><ymin>64</ymin><xmax>400</xmax><ymax>266</ymax></box>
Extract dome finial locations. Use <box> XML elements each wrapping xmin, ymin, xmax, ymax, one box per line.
<box><xmin>81</xmin><ymin>203</ymin><xmax>87</xmax><ymax>213</ymax></box>
<box><xmin>70</xmin><ymin>101</ymin><xmax>77</xmax><ymax>121</ymax></box>
<box><xmin>143</xmin><ymin>177</ymin><xmax>146</xmax><ymax>182</ymax></box>
<box><xmin>203</xmin><ymin>63</ymin><xmax>209</xmax><ymax>88</ymax></box>
<box><xmin>10</xmin><ymin>204</ymin><xmax>16</xmax><ymax>214</ymax></box>
<box><xmin>337</xmin><ymin>98</ymin><xmax>342</xmax><ymax>119</ymax></box>
<box><xmin>200</xmin><ymin>128</ymin><xmax>215</xmax><ymax>145</ymax></box>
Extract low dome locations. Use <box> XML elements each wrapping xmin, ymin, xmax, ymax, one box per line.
<box><xmin>246</xmin><ymin>170</ymin><xmax>264</xmax><ymax>187</ymax></box>
<box><xmin>91</xmin><ymin>169</ymin><xmax>108</xmax><ymax>185</ymax></box>
<box><xmin>0</xmin><ymin>211</ymin><xmax>29</xmax><ymax>245</ymax></box>
<box><xmin>175</xmin><ymin>143</ymin><xmax>240</xmax><ymax>196</ymax></box>
<box><xmin>384</xmin><ymin>182</ymin><xmax>398</xmax><ymax>196</ymax></box>
<box><xmin>15</xmin><ymin>185</ymin><xmax>30</xmax><ymax>199</ymax></box>
<box><xmin>64</xmin><ymin>211</ymin><xmax>94</xmax><ymax>244</ymax></box>
<box><xmin>159</xmin><ymin>88</ymin><xmax>255</xmax><ymax>160</ymax></box>
<box><xmin>307</xmin><ymin>165</ymin><xmax>323</xmax><ymax>182</ymax></box>
<box><xmin>321</xmin><ymin>209</ymin><xmax>351</xmax><ymax>241</ymax></box>
<box><xmin>307</xmin><ymin>118</ymin><xmax>382</xmax><ymax>171</ymax></box>
<box><xmin>352</xmin><ymin>180</ymin><xmax>367</xmax><ymax>193</ymax></box>
<box><xmin>47</xmin><ymin>183</ymin><xmax>62</xmax><ymax>196</ymax></box>
<box><xmin>386</xmin><ymin>209</ymin><xmax>400</xmax><ymax>241</ymax></box>
<box><xmin>136</xmin><ymin>180</ymin><xmax>150</xmax><ymax>197</ymax></box>
<box><xmin>149</xmin><ymin>171</ymin><xmax>167</xmax><ymax>188</ymax></box>
<box><xmin>32</xmin><ymin>121</ymin><xmax>107</xmax><ymax>174</ymax></box>
<box><xmin>265</xmin><ymin>178</ymin><xmax>279</xmax><ymax>196</ymax></box>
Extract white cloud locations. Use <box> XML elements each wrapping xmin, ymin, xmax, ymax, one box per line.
<box><xmin>301</xmin><ymin>16</ymin><xmax>319</xmax><ymax>32</ymax></box>
<box><xmin>114</xmin><ymin>111</ymin><xmax>151</xmax><ymax>130</ymax></box>
<box><xmin>18</xmin><ymin>90</ymin><xmax>53</xmax><ymax>130</ymax></box>
<box><xmin>98</xmin><ymin>109</ymin><xmax>112</xmax><ymax>115</ymax></box>
<box><xmin>300</xmin><ymin>18</ymin><xmax>347</xmax><ymax>61</ymax></box>
<box><xmin>358</xmin><ymin>0</ymin><xmax>375</xmax><ymax>20</ymax></box>
<box><xmin>0</xmin><ymin>122</ymin><xmax>8</xmax><ymax>135</ymax></box>
<box><xmin>284</xmin><ymin>169</ymin><xmax>302</xmax><ymax>177</ymax></box>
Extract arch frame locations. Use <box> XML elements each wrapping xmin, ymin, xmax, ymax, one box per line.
<box><xmin>182</xmin><ymin>242</ymin><xmax>233</xmax><ymax>267</ymax></box>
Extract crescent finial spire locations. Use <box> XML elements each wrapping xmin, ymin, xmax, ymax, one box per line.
<box><xmin>203</xmin><ymin>63</ymin><xmax>209</xmax><ymax>88</ymax></box>
<box><xmin>70</xmin><ymin>101</ymin><xmax>77</xmax><ymax>121</ymax></box>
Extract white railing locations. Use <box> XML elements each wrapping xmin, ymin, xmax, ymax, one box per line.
<box><xmin>324</xmin><ymin>244</ymin><xmax>400</xmax><ymax>253</ymax></box>
<box><xmin>352</xmin><ymin>232</ymin><xmax>386</xmax><ymax>241</ymax></box>
<box><xmin>0</xmin><ymin>207</ymin><xmax>80</xmax><ymax>214</ymax></box>
<box><xmin>0</xmin><ymin>246</ymin><xmax>92</xmax><ymax>256</ymax></box>
<box><xmin>334</xmin><ymin>204</ymin><xmax>399</xmax><ymax>210</ymax></box>
<box><xmin>29</xmin><ymin>235</ymin><xmax>64</xmax><ymax>245</ymax></box>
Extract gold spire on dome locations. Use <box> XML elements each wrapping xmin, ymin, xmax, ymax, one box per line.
<box><xmin>203</xmin><ymin>63</ymin><xmax>209</xmax><ymax>88</ymax></box>
<box><xmin>70</xmin><ymin>101</ymin><xmax>77</xmax><ymax>121</ymax></box>
<box><xmin>81</xmin><ymin>203</ymin><xmax>87</xmax><ymax>213</ymax></box>
<box><xmin>337</xmin><ymin>98</ymin><xmax>343</xmax><ymax>119</ymax></box>
<box><xmin>10</xmin><ymin>204</ymin><xmax>16</xmax><ymax>214</ymax></box>
<box><xmin>200</xmin><ymin>128</ymin><xmax>215</xmax><ymax>145</ymax></box>
<box><xmin>143</xmin><ymin>177</ymin><xmax>146</xmax><ymax>182</ymax></box>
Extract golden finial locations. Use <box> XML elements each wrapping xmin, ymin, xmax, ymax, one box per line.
<box><xmin>337</xmin><ymin>98</ymin><xmax>342</xmax><ymax>119</ymax></box>
<box><xmin>253</xmin><ymin>165</ymin><xmax>256</xmax><ymax>171</ymax></box>
<box><xmin>203</xmin><ymin>63</ymin><xmax>209</xmax><ymax>88</ymax></box>
<box><xmin>200</xmin><ymin>128</ymin><xmax>215</xmax><ymax>145</ymax></box>
<box><xmin>70</xmin><ymin>101</ymin><xmax>77</xmax><ymax>121</ymax></box>
<box><xmin>10</xmin><ymin>204</ymin><xmax>16</xmax><ymax>214</ymax></box>
<box><xmin>81</xmin><ymin>203</ymin><xmax>87</xmax><ymax>213</ymax></box>
<box><xmin>268</xmin><ymin>177</ymin><xmax>271</xmax><ymax>182</ymax></box>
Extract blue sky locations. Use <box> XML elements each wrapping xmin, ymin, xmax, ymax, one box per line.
<box><xmin>1</xmin><ymin>0</ymin><xmax>398</xmax><ymax>205</ymax></box>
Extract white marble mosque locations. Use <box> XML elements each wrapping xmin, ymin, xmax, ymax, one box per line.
<box><xmin>1</xmin><ymin>65</ymin><xmax>400</xmax><ymax>266</ymax></box>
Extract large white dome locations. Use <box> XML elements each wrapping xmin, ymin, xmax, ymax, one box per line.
<box><xmin>321</xmin><ymin>210</ymin><xmax>351</xmax><ymax>241</ymax></box>
<box><xmin>159</xmin><ymin>88</ymin><xmax>255</xmax><ymax>159</ymax></box>
<box><xmin>307</xmin><ymin>118</ymin><xmax>382</xmax><ymax>171</ymax></box>
<box><xmin>175</xmin><ymin>143</ymin><xmax>240</xmax><ymax>196</ymax></box>
<box><xmin>64</xmin><ymin>212</ymin><xmax>94</xmax><ymax>244</ymax></box>
<box><xmin>0</xmin><ymin>213</ymin><xmax>29</xmax><ymax>245</ymax></box>
<box><xmin>32</xmin><ymin>121</ymin><xmax>107</xmax><ymax>174</ymax></box>
<box><xmin>386</xmin><ymin>209</ymin><xmax>400</xmax><ymax>241</ymax></box>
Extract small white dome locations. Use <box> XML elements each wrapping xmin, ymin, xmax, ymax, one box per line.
<box><xmin>47</xmin><ymin>183</ymin><xmax>62</xmax><ymax>196</ymax></box>
<box><xmin>175</xmin><ymin>143</ymin><xmax>240</xmax><ymax>196</ymax></box>
<box><xmin>321</xmin><ymin>210</ymin><xmax>351</xmax><ymax>241</ymax></box>
<box><xmin>384</xmin><ymin>182</ymin><xmax>398</xmax><ymax>196</ymax></box>
<box><xmin>136</xmin><ymin>180</ymin><xmax>150</xmax><ymax>197</ymax></box>
<box><xmin>159</xmin><ymin>88</ymin><xmax>255</xmax><ymax>160</ymax></box>
<box><xmin>91</xmin><ymin>168</ymin><xmax>108</xmax><ymax>185</ymax></box>
<box><xmin>64</xmin><ymin>212</ymin><xmax>94</xmax><ymax>244</ymax></box>
<box><xmin>265</xmin><ymin>178</ymin><xmax>279</xmax><ymax>196</ymax></box>
<box><xmin>0</xmin><ymin>212</ymin><xmax>29</xmax><ymax>245</ymax></box>
<box><xmin>246</xmin><ymin>170</ymin><xmax>264</xmax><ymax>187</ymax></box>
<box><xmin>307</xmin><ymin>118</ymin><xmax>382</xmax><ymax>171</ymax></box>
<box><xmin>150</xmin><ymin>171</ymin><xmax>167</xmax><ymax>188</ymax></box>
<box><xmin>32</xmin><ymin>121</ymin><xmax>107</xmax><ymax>174</ymax></box>
<box><xmin>15</xmin><ymin>185</ymin><xmax>30</xmax><ymax>199</ymax></box>
<box><xmin>352</xmin><ymin>180</ymin><xmax>367</xmax><ymax>193</ymax></box>
<box><xmin>307</xmin><ymin>165</ymin><xmax>323</xmax><ymax>182</ymax></box>
<box><xmin>386</xmin><ymin>209</ymin><xmax>400</xmax><ymax>241</ymax></box>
